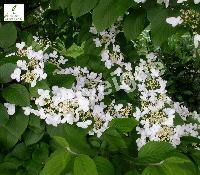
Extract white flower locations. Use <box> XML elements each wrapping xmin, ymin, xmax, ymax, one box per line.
<box><xmin>150</xmin><ymin>68</ymin><xmax>159</xmax><ymax>77</ymax></box>
<box><xmin>77</xmin><ymin>120</ymin><xmax>92</xmax><ymax>128</ymax></box>
<box><xmin>93</xmin><ymin>38</ymin><xmax>102</xmax><ymax>47</ymax></box>
<box><xmin>4</xmin><ymin>103</ymin><xmax>15</xmax><ymax>115</ymax></box>
<box><xmin>17</xmin><ymin>60</ymin><xmax>27</xmax><ymax>70</ymax></box>
<box><xmin>89</xmin><ymin>26</ymin><xmax>98</xmax><ymax>34</ymax></box>
<box><xmin>124</xmin><ymin>63</ymin><xmax>132</xmax><ymax>71</ymax></box>
<box><xmin>194</xmin><ymin>34</ymin><xmax>200</xmax><ymax>48</ymax></box>
<box><xmin>166</xmin><ymin>16</ymin><xmax>183</xmax><ymax>27</ymax></box>
<box><xmin>58</xmin><ymin>56</ymin><xmax>67</xmax><ymax>64</ymax></box>
<box><xmin>61</xmin><ymin>113</ymin><xmax>74</xmax><ymax>124</ymax></box>
<box><xmin>194</xmin><ymin>0</ymin><xmax>200</xmax><ymax>4</ymax></box>
<box><xmin>16</xmin><ymin>42</ymin><xmax>25</xmax><ymax>50</ymax></box>
<box><xmin>157</xmin><ymin>0</ymin><xmax>169</xmax><ymax>7</ymax></box>
<box><xmin>134</xmin><ymin>0</ymin><xmax>146</xmax><ymax>3</ymax></box>
<box><xmin>114</xmin><ymin>104</ymin><xmax>123</xmax><ymax>111</ymax></box>
<box><xmin>113</xmin><ymin>45</ymin><xmax>120</xmax><ymax>52</ymax></box>
<box><xmin>114</xmin><ymin>67</ymin><xmax>122</xmax><ymax>76</ymax></box>
<box><xmin>77</xmin><ymin>96</ymin><xmax>89</xmax><ymax>112</ymax></box>
<box><xmin>22</xmin><ymin>106</ymin><xmax>32</xmax><ymax>115</ymax></box>
<box><xmin>177</xmin><ymin>0</ymin><xmax>187</xmax><ymax>3</ymax></box>
<box><xmin>146</xmin><ymin>53</ymin><xmax>156</xmax><ymax>60</ymax></box>
<box><xmin>11</xmin><ymin>68</ymin><xmax>21</xmax><ymax>82</ymax></box>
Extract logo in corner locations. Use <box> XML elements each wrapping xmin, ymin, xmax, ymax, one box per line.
<box><xmin>4</xmin><ymin>4</ymin><xmax>24</xmax><ymax>21</ymax></box>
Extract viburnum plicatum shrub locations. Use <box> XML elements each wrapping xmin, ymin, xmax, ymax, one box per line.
<box><xmin>0</xmin><ymin>0</ymin><xmax>200</xmax><ymax>175</ymax></box>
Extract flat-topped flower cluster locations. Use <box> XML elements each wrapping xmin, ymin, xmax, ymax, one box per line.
<box><xmin>7</xmin><ymin>41</ymin><xmax>133</xmax><ymax>137</ymax></box>
<box><xmin>134</xmin><ymin>53</ymin><xmax>200</xmax><ymax>149</ymax></box>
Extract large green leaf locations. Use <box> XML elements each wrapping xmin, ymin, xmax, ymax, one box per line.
<box><xmin>0</xmin><ymin>104</ymin><xmax>9</xmax><ymax>126</ymax></box>
<box><xmin>147</xmin><ymin>7</ymin><xmax>177</xmax><ymax>46</ymax></box>
<box><xmin>142</xmin><ymin>157</ymin><xmax>197</xmax><ymax>175</ymax></box>
<box><xmin>50</xmin><ymin>0</ymin><xmax>71</xmax><ymax>10</ymax></box>
<box><xmin>102</xmin><ymin>128</ymin><xmax>127</xmax><ymax>151</ymax></box>
<box><xmin>71</xmin><ymin>0</ymin><xmax>98</xmax><ymax>18</ymax></box>
<box><xmin>64</xmin><ymin>43</ymin><xmax>84</xmax><ymax>58</ymax></box>
<box><xmin>32</xmin><ymin>143</ymin><xmax>49</xmax><ymax>164</ymax></box>
<box><xmin>52</xmin><ymin>136</ymin><xmax>69</xmax><ymax>148</ymax></box>
<box><xmin>23</xmin><ymin>117</ymin><xmax>45</xmax><ymax>145</ymax></box>
<box><xmin>138</xmin><ymin>141</ymin><xmax>175</xmax><ymax>163</ymax></box>
<box><xmin>0</xmin><ymin>110</ymin><xmax>29</xmax><ymax>148</ymax></box>
<box><xmin>109</xmin><ymin>118</ymin><xmax>138</xmax><ymax>133</ymax></box>
<box><xmin>92</xmin><ymin>0</ymin><xmax>132</xmax><ymax>31</ymax></box>
<box><xmin>0</xmin><ymin>23</ymin><xmax>17</xmax><ymax>48</ymax></box>
<box><xmin>40</xmin><ymin>150</ymin><xmax>71</xmax><ymax>175</ymax></box>
<box><xmin>48</xmin><ymin>74</ymin><xmax>75</xmax><ymax>88</ymax></box>
<box><xmin>0</xmin><ymin>162</ymin><xmax>18</xmax><ymax>175</ymax></box>
<box><xmin>123</xmin><ymin>10</ymin><xmax>147</xmax><ymax>40</ymax></box>
<box><xmin>142</xmin><ymin>166</ymin><xmax>165</xmax><ymax>175</ymax></box>
<box><xmin>94</xmin><ymin>156</ymin><xmax>115</xmax><ymax>175</ymax></box>
<box><xmin>47</xmin><ymin>124</ymin><xmax>96</xmax><ymax>156</ymax></box>
<box><xmin>0</xmin><ymin>63</ymin><xmax>16</xmax><ymax>83</ymax></box>
<box><xmin>63</xmin><ymin>124</ymin><xmax>96</xmax><ymax>156</ymax></box>
<box><xmin>74</xmin><ymin>155</ymin><xmax>98</xmax><ymax>175</ymax></box>
<box><xmin>2</xmin><ymin>84</ymin><xmax>30</xmax><ymax>106</ymax></box>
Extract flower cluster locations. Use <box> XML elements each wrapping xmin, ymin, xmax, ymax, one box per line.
<box><xmin>9</xmin><ymin>42</ymin><xmax>66</xmax><ymax>87</ymax></box>
<box><xmin>22</xmin><ymin>64</ymin><xmax>132</xmax><ymax>137</ymax></box>
<box><xmin>90</xmin><ymin>18</ymin><xmax>123</xmax><ymax>69</ymax></box>
<box><xmin>133</xmin><ymin>53</ymin><xmax>200</xmax><ymax>149</ymax></box>
<box><xmin>90</xmin><ymin>20</ymin><xmax>135</xmax><ymax>92</ymax></box>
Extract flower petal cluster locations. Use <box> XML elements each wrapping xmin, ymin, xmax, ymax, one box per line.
<box><xmin>10</xmin><ymin>42</ymin><xmax>66</xmax><ymax>87</ymax></box>
<box><xmin>23</xmin><ymin>65</ymin><xmax>132</xmax><ymax>137</ymax></box>
<box><xmin>133</xmin><ymin>53</ymin><xmax>200</xmax><ymax>149</ymax></box>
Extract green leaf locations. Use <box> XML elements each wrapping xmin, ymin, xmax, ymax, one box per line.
<box><xmin>138</xmin><ymin>141</ymin><xmax>175</xmax><ymax>163</ymax></box>
<box><xmin>0</xmin><ymin>63</ymin><xmax>16</xmax><ymax>83</ymax></box>
<box><xmin>48</xmin><ymin>74</ymin><xmax>75</xmax><ymax>88</ymax></box>
<box><xmin>63</xmin><ymin>124</ymin><xmax>96</xmax><ymax>156</ymax></box>
<box><xmin>65</xmin><ymin>43</ymin><xmax>84</xmax><ymax>58</ymax></box>
<box><xmin>52</xmin><ymin>136</ymin><xmax>69</xmax><ymax>148</ymax></box>
<box><xmin>147</xmin><ymin>7</ymin><xmax>177</xmax><ymax>46</ymax></box>
<box><xmin>0</xmin><ymin>104</ymin><xmax>9</xmax><ymax>126</ymax></box>
<box><xmin>0</xmin><ymin>110</ymin><xmax>29</xmax><ymax>148</ymax></box>
<box><xmin>2</xmin><ymin>84</ymin><xmax>30</xmax><ymax>106</ymax></box>
<box><xmin>47</xmin><ymin>124</ymin><xmax>96</xmax><ymax>156</ymax></box>
<box><xmin>0</xmin><ymin>23</ymin><xmax>17</xmax><ymax>48</ymax></box>
<box><xmin>32</xmin><ymin>143</ymin><xmax>49</xmax><ymax>163</ymax></box>
<box><xmin>142</xmin><ymin>157</ymin><xmax>197</xmax><ymax>175</ymax></box>
<box><xmin>102</xmin><ymin>128</ymin><xmax>127</xmax><ymax>151</ymax></box>
<box><xmin>0</xmin><ymin>162</ymin><xmax>17</xmax><ymax>175</ymax></box>
<box><xmin>161</xmin><ymin>157</ymin><xmax>196</xmax><ymax>175</ymax></box>
<box><xmin>109</xmin><ymin>118</ymin><xmax>138</xmax><ymax>133</ymax></box>
<box><xmin>93</xmin><ymin>0</ymin><xmax>132</xmax><ymax>31</ymax></box>
<box><xmin>142</xmin><ymin>166</ymin><xmax>165</xmax><ymax>175</ymax></box>
<box><xmin>74</xmin><ymin>155</ymin><xmax>98</xmax><ymax>175</ymax></box>
<box><xmin>23</xmin><ymin>116</ymin><xmax>45</xmax><ymax>145</ymax></box>
<box><xmin>94</xmin><ymin>156</ymin><xmax>115</xmax><ymax>175</ymax></box>
<box><xmin>71</xmin><ymin>0</ymin><xmax>98</xmax><ymax>18</ymax></box>
<box><xmin>23</xmin><ymin>130</ymin><xmax>44</xmax><ymax>146</ymax></box>
<box><xmin>123</xmin><ymin>10</ymin><xmax>147</xmax><ymax>40</ymax></box>
<box><xmin>50</xmin><ymin>0</ymin><xmax>71</xmax><ymax>10</ymax></box>
<box><xmin>9</xmin><ymin>143</ymin><xmax>29</xmax><ymax>160</ymax></box>
<box><xmin>40</xmin><ymin>150</ymin><xmax>71</xmax><ymax>175</ymax></box>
